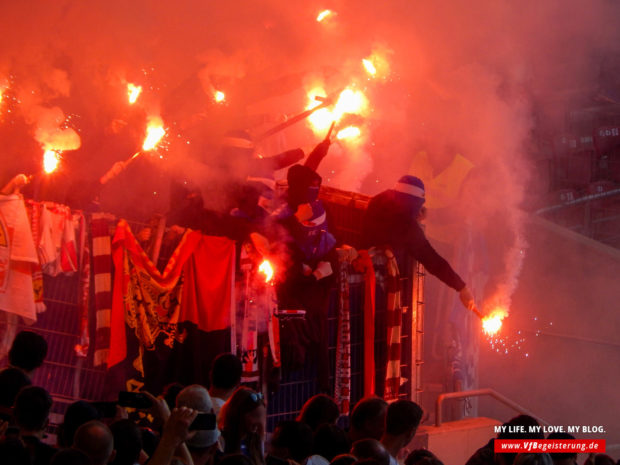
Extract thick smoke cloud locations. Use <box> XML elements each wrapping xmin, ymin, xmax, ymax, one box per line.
<box><xmin>1</xmin><ymin>0</ymin><xmax>619</xmax><ymax>369</ymax></box>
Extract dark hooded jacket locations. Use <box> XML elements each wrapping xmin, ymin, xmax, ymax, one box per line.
<box><xmin>361</xmin><ymin>189</ymin><xmax>465</xmax><ymax>291</ymax></box>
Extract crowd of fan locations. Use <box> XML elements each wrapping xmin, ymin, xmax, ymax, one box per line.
<box><xmin>0</xmin><ymin>330</ymin><xmax>617</xmax><ymax>465</ymax></box>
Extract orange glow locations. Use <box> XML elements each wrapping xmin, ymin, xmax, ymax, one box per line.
<box><xmin>142</xmin><ymin>116</ymin><xmax>166</xmax><ymax>151</ymax></box>
<box><xmin>337</xmin><ymin>126</ymin><xmax>361</xmax><ymax>140</ymax></box>
<box><xmin>258</xmin><ymin>260</ymin><xmax>274</xmax><ymax>283</ymax></box>
<box><xmin>482</xmin><ymin>307</ymin><xmax>508</xmax><ymax>336</ymax></box>
<box><xmin>43</xmin><ymin>149</ymin><xmax>61</xmax><ymax>174</ymax></box>
<box><xmin>214</xmin><ymin>90</ymin><xmax>226</xmax><ymax>103</ymax></box>
<box><xmin>362</xmin><ymin>58</ymin><xmax>377</xmax><ymax>76</ymax></box>
<box><xmin>306</xmin><ymin>86</ymin><xmax>368</xmax><ymax>134</ymax></box>
<box><xmin>316</xmin><ymin>9</ymin><xmax>332</xmax><ymax>22</ymax></box>
<box><xmin>127</xmin><ymin>83</ymin><xmax>142</xmax><ymax>104</ymax></box>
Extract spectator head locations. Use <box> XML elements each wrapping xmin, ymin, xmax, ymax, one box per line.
<box><xmin>514</xmin><ymin>454</ymin><xmax>553</xmax><ymax>465</ymax></box>
<box><xmin>384</xmin><ymin>400</ymin><xmax>423</xmax><ymax>440</ymax></box>
<box><xmin>297</xmin><ymin>394</ymin><xmax>340</xmax><ymax>432</ymax></box>
<box><xmin>351</xmin><ymin>439</ymin><xmax>390</xmax><ymax>465</ymax></box>
<box><xmin>350</xmin><ymin>397</ymin><xmax>388</xmax><ymax>441</ymax></box>
<box><xmin>331</xmin><ymin>454</ymin><xmax>357</xmax><ymax>465</ymax></box>
<box><xmin>161</xmin><ymin>382</ymin><xmax>184</xmax><ymax>410</ymax></box>
<box><xmin>497</xmin><ymin>416</ymin><xmax>544</xmax><ymax>441</ymax></box>
<box><xmin>593</xmin><ymin>455</ymin><xmax>616</xmax><ymax>465</ymax></box>
<box><xmin>219</xmin><ymin>387</ymin><xmax>266</xmax><ymax>453</ymax></box>
<box><xmin>58</xmin><ymin>401</ymin><xmax>101</xmax><ymax>448</ymax></box>
<box><xmin>496</xmin><ymin>415</ymin><xmax>545</xmax><ymax>465</ymax></box>
<box><xmin>547</xmin><ymin>433</ymin><xmax>576</xmax><ymax>465</ymax></box>
<box><xmin>73</xmin><ymin>420</ymin><xmax>115</xmax><ymax>465</ymax></box>
<box><xmin>210</xmin><ymin>353</ymin><xmax>242</xmax><ymax>392</ymax></box>
<box><xmin>50</xmin><ymin>448</ymin><xmax>93</xmax><ymax>465</ymax></box>
<box><xmin>9</xmin><ymin>330</ymin><xmax>48</xmax><ymax>373</ymax></box>
<box><xmin>176</xmin><ymin>384</ymin><xmax>219</xmax><ymax>449</ymax></box>
<box><xmin>110</xmin><ymin>419</ymin><xmax>142</xmax><ymax>465</ymax></box>
<box><xmin>0</xmin><ymin>367</ymin><xmax>32</xmax><ymax>408</ymax></box>
<box><xmin>14</xmin><ymin>385</ymin><xmax>52</xmax><ymax>433</ymax></box>
<box><xmin>314</xmin><ymin>424</ymin><xmax>350</xmax><ymax>461</ymax></box>
<box><xmin>405</xmin><ymin>450</ymin><xmax>444</xmax><ymax>465</ymax></box>
<box><xmin>270</xmin><ymin>420</ymin><xmax>314</xmax><ymax>463</ymax></box>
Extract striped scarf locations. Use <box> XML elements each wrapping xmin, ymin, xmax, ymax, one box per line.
<box><xmin>334</xmin><ymin>247</ymin><xmax>355</xmax><ymax>413</ymax></box>
<box><xmin>91</xmin><ymin>213</ymin><xmax>115</xmax><ymax>367</ymax></box>
<box><xmin>75</xmin><ymin>213</ymin><xmax>90</xmax><ymax>358</ymax></box>
<box><xmin>383</xmin><ymin>248</ymin><xmax>402</xmax><ymax>401</ymax></box>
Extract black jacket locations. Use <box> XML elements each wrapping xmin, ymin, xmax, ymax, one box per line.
<box><xmin>361</xmin><ymin>189</ymin><xmax>465</xmax><ymax>291</ymax></box>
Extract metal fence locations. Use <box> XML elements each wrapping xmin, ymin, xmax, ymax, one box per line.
<box><xmin>1</xmin><ymin>189</ymin><xmax>422</xmax><ymax>433</ymax></box>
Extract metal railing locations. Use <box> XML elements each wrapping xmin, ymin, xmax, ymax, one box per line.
<box><xmin>435</xmin><ymin>388</ymin><xmax>549</xmax><ymax>427</ymax></box>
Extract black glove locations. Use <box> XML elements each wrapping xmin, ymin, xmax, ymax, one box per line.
<box><xmin>304</xmin><ymin>139</ymin><xmax>331</xmax><ymax>171</ymax></box>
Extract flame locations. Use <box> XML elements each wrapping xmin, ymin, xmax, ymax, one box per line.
<box><xmin>362</xmin><ymin>58</ymin><xmax>377</xmax><ymax>76</ymax></box>
<box><xmin>214</xmin><ymin>90</ymin><xmax>226</xmax><ymax>103</ymax></box>
<box><xmin>337</xmin><ymin>126</ymin><xmax>361</xmax><ymax>140</ymax></box>
<box><xmin>127</xmin><ymin>83</ymin><xmax>142</xmax><ymax>104</ymax></box>
<box><xmin>258</xmin><ymin>259</ymin><xmax>274</xmax><ymax>283</ymax></box>
<box><xmin>316</xmin><ymin>9</ymin><xmax>332</xmax><ymax>22</ymax></box>
<box><xmin>482</xmin><ymin>307</ymin><xmax>508</xmax><ymax>336</ymax></box>
<box><xmin>43</xmin><ymin>149</ymin><xmax>61</xmax><ymax>174</ymax></box>
<box><xmin>306</xmin><ymin>86</ymin><xmax>368</xmax><ymax>134</ymax></box>
<box><xmin>142</xmin><ymin>116</ymin><xmax>166</xmax><ymax>151</ymax></box>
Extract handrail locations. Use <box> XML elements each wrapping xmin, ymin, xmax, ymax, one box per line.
<box><xmin>435</xmin><ymin>388</ymin><xmax>549</xmax><ymax>427</ymax></box>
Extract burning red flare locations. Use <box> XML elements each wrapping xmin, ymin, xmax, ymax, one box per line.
<box><xmin>316</xmin><ymin>9</ymin><xmax>332</xmax><ymax>22</ymax></box>
<box><xmin>337</xmin><ymin>126</ymin><xmax>361</xmax><ymax>140</ymax></box>
<box><xmin>43</xmin><ymin>149</ymin><xmax>61</xmax><ymax>174</ymax></box>
<box><xmin>127</xmin><ymin>83</ymin><xmax>142</xmax><ymax>104</ymax></box>
<box><xmin>142</xmin><ymin>117</ymin><xmax>166</xmax><ymax>151</ymax></box>
<box><xmin>214</xmin><ymin>90</ymin><xmax>226</xmax><ymax>103</ymax></box>
<box><xmin>306</xmin><ymin>86</ymin><xmax>368</xmax><ymax>135</ymax></box>
<box><xmin>482</xmin><ymin>307</ymin><xmax>508</xmax><ymax>336</ymax></box>
<box><xmin>258</xmin><ymin>259</ymin><xmax>274</xmax><ymax>283</ymax></box>
<box><xmin>362</xmin><ymin>58</ymin><xmax>377</xmax><ymax>76</ymax></box>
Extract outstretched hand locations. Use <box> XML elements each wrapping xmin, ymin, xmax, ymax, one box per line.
<box><xmin>459</xmin><ymin>286</ymin><xmax>476</xmax><ymax>313</ymax></box>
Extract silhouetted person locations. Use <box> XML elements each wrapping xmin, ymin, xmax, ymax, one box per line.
<box><xmin>50</xmin><ymin>449</ymin><xmax>93</xmax><ymax>465</ymax></box>
<box><xmin>161</xmin><ymin>382</ymin><xmax>185</xmax><ymax>410</ymax></box>
<box><xmin>109</xmin><ymin>419</ymin><xmax>142</xmax><ymax>465</ymax></box>
<box><xmin>8</xmin><ymin>330</ymin><xmax>48</xmax><ymax>378</ymax></box>
<box><xmin>297</xmin><ymin>394</ymin><xmax>340</xmax><ymax>432</ymax></box>
<box><xmin>405</xmin><ymin>449</ymin><xmax>444</xmax><ymax>465</ymax></box>
<box><xmin>362</xmin><ymin>175</ymin><xmax>476</xmax><ymax>312</ymax></box>
<box><xmin>351</xmin><ymin>439</ymin><xmax>390</xmax><ymax>465</ymax></box>
<box><xmin>14</xmin><ymin>386</ymin><xmax>57</xmax><ymax>465</ymax></box>
<box><xmin>73</xmin><ymin>420</ymin><xmax>115</xmax><ymax>465</ymax></box>
<box><xmin>268</xmin><ymin>420</ymin><xmax>314</xmax><ymax>464</ymax></box>
<box><xmin>547</xmin><ymin>433</ymin><xmax>577</xmax><ymax>465</ymax></box>
<box><xmin>313</xmin><ymin>424</ymin><xmax>350</xmax><ymax>463</ymax></box>
<box><xmin>349</xmin><ymin>397</ymin><xmax>388</xmax><ymax>443</ymax></box>
<box><xmin>466</xmin><ymin>415</ymin><xmax>544</xmax><ymax>465</ymax></box>
<box><xmin>209</xmin><ymin>353</ymin><xmax>242</xmax><ymax>416</ymax></box>
<box><xmin>0</xmin><ymin>366</ymin><xmax>31</xmax><ymax>409</ymax></box>
<box><xmin>57</xmin><ymin>401</ymin><xmax>101</xmax><ymax>448</ymax></box>
<box><xmin>380</xmin><ymin>400</ymin><xmax>423</xmax><ymax>465</ymax></box>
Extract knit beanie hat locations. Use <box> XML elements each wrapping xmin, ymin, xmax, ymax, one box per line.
<box><xmin>393</xmin><ymin>175</ymin><xmax>425</xmax><ymax>201</ymax></box>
